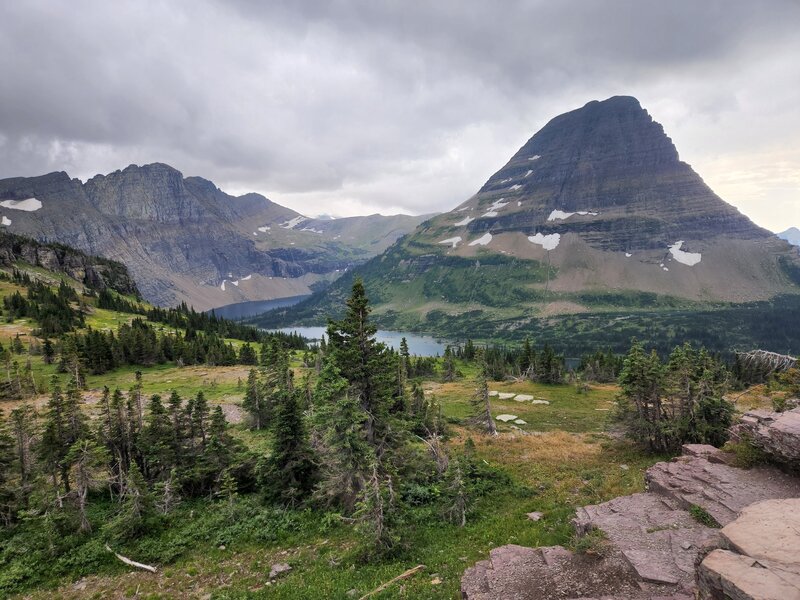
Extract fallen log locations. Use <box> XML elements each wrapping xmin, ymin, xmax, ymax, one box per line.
<box><xmin>358</xmin><ymin>564</ymin><xmax>425</xmax><ymax>599</ymax></box>
<box><xmin>105</xmin><ymin>544</ymin><xmax>157</xmax><ymax>573</ymax></box>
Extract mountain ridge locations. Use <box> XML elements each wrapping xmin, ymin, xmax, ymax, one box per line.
<box><xmin>0</xmin><ymin>163</ymin><xmax>430</xmax><ymax>310</ymax></box>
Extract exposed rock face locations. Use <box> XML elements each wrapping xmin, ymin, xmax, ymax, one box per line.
<box><xmin>0</xmin><ymin>163</ymin><xmax>428</xmax><ymax>309</ymax></box>
<box><xmin>696</xmin><ymin>499</ymin><xmax>800</xmax><ymax>600</ymax></box>
<box><xmin>730</xmin><ymin>407</ymin><xmax>800</xmax><ymax>466</ymax></box>
<box><xmin>0</xmin><ymin>230</ymin><xmax>138</xmax><ymax>295</ymax></box>
<box><xmin>461</xmin><ymin>444</ymin><xmax>800</xmax><ymax>600</ymax></box>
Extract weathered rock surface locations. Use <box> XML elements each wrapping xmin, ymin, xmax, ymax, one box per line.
<box><xmin>697</xmin><ymin>498</ymin><xmax>800</xmax><ymax>600</ymax></box>
<box><xmin>731</xmin><ymin>407</ymin><xmax>800</xmax><ymax>466</ymax></box>
<box><xmin>645</xmin><ymin>452</ymin><xmax>800</xmax><ymax>526</ymax></box>
<box><xmin>462</xmin><ymin>445</ymin><xmax>800</xmax><ymax>600</ymax></box>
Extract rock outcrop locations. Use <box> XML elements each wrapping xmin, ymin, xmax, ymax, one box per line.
<box><xmin>0</xmin><ymin>230</ymin><xmax>138</xmax><ymax>296</ymax></box>
<box><xmin>697</xmin><ymin>498</ymin><xmax>800</xmax><ymax>600</ymax></box>
<box><xmin>730</xmin><ymin>407</ymin><xmax>800</xmax><ymax>466</ymax></box>
<box><xmin>461</xmin><ymin>443</ymin><xmax>800</xmax><ymax>600</ymax></box>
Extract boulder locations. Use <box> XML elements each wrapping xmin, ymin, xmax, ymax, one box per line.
<box><xmin>696</xmin><ymin>498</ymin><xmax>800</xmax><ymax>600</ymax></box>
<box><xmin>730</xmin><ymin>407</ymin><xmax>800</xmax><ymax>466</ymax></box>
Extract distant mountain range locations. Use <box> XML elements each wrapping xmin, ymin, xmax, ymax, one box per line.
<box><xmin>257</xmin><ymin>96</ymin><xmax>800</xmax><ymax>353</ymax></box>
<box><xmin>0</xmin><ymin>164</ymin><xmax>430</xmax><ymax>309</ymax></box>
<box><xmin>778</xmin><ymin>227</ymin><xmax>800</xmax><ymax>247</ymax></box>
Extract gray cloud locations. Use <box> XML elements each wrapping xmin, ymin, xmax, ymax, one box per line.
<box><xmin>1</xmin><ymin>0</ymin><xmax>799</xmax><ymax>229</ymax></box>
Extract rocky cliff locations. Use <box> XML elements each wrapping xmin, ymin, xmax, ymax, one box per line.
<box><xmin>0</xmin><ymin>163</ymin><xmax>428</xmax><ymax>309</ymax></box>
<box><xmin>0</xmin><ymin>230</ymin><xmax>138</xmax><ymax>296</ymax></box>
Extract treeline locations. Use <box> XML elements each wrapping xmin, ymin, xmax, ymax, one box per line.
<box><xmin>97</xmin><ymin>289</ymin><xmax>305</xmax><ymax>347</ymax></box>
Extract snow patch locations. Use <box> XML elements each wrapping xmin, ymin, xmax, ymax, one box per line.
<box><xmin>482</xmin><ymin>211</ymin><xmax>498</xmax><ymax>218</ymax></box>
<box><xmin>257</xmin><ymin>226</ymin><xmax>271</xmax><ymax>232</ymax></box>
<box><xmin>300</xmin><ymin>227</ymin><xmax>324</xmax><ymax>234</ymax></box>
<box><xmin>454</xmin><ymin>216</ymin><xmax>474</xmax><ymax>227</ymax></box>
<box><xmin>547</xmin><ymin>210</ymin><xmax>598</xmax><ymax>221</ymax></box>
<box><xmin>469</xmin><ymin>232</ymin><xmax>492</xmax><ymax>246</ymax></box>
<box><xmin>1</xmin><ymin>216</ymin><xmax>10</xmax><ymax>226</ymax></box>
<box><xmin>220</xmin><ymin>281</ymin><xmax>226</xmax><ymax>291</ymax></box>
<box><xmin>524</xmin><ymin>170</ymin><xmax>533</xmax><ymax>177</ymax></box>
<box><xmin>528</xmin><ymin>232</ymin><xmax>560</xmax><ymax>250</ymax></box>
<box><xmin>509</xmin><ymin>184</ymin><xmax>522</xmax><ymax>191</ymax></box>
<box><xmin>253</xmin><ymin>232</ymin><xmax>258</xmax><ymax>236</ymax></box>
<box><xmin>0</xmin><ymin>198</ymin><xmax>42</xmax><ymax>212</ymax></box>
<box><xmin>528</xmin><ymin>155</ymin><xmax>541</xmax><ymax>161</ymax></box>
<box><xmin>242</xmin><ymin>274</ymin><xmax>252</xmax><ymax>281</ymax></box>
<box><xmin>517</xmin><ymin>201</ymin><xmax>522</xmax><ymax>207</ymax></box>
<box><xmin>668</xmin><ymin>241</ymin><xmax>702</xmax><ymax>266</ymax></box>
<box><xmin>231</xmin><ymin>280</ymin><xmax>239</xmax><ymax>287</ymax></box>
<box><xmin>280</xmin><ymin>216</ymin><xmax>305</xmax><ymax>229</ymax></box>
<box><xmin>438</xmin><ymin>236</ymin><xmax>462</xmax><ymax>248</ymax></box>
<box><xmin>495</xmin><ymin>414</ymin><xmax>518</xmax><ymax>422</ymax></box>
<box><xmin>625</xmin><ymin>252</ymin><xmax>632</xmax><ymax>258</ymax></box>
<box><xmin>456</xmin><ymin>206</ymin><xmax>471</xmax><ymax>212</ymax></box>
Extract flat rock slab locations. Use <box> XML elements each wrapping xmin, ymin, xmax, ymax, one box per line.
<box><xmin>697</xmin><ymin>549</ymin><xmax>800</xmax><ymax>600</ymax></box>
<box><xmin>645</xmin><ymin>455</ymin><xmax>800</xmax><ymax>527</ymax></box>
<box><xmin>461</xmin><ymin>544</ymin><xmax>650</xmax><ymax>600</ymax></box>
<box><xmin>574</xmin><ymin>492</ymin><xmax>718</xmax><ymax>589</ymax></box>
<box><xmin>721</xmin><ymin>498</ymin><xmax>800</xmax><ymax>565</ymax></box>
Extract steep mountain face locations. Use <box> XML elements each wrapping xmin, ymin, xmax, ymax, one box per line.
<box><xmin>0</xmin><ymin>230</ymin><xmax>138</xmax><ymax>296</ymax></box>
<box><xmin>259</xmin><ymin>96</ymin><xmax>800</xmax><ymax>351</ymax></box>
<box><xmin>779</xmin><ymin>227</ymin><xmax>800</xmax><ymax>246</ymax></box>
<box><xmin>0</xmin><ymin>163</ymin><xmax>428</xmax><ymax>309</ymax></box>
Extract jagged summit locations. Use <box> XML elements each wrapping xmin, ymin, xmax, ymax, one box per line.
<box><xmin>0</xmin><ymin>163</ymin><xmax>428</xmax><ymax>309</ymax></box>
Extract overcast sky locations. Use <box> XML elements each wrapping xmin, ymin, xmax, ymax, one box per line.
<box><xmin>1</xmin><ymin>1</ymin><xmax>798</xmax><ymax>231</ymax></box>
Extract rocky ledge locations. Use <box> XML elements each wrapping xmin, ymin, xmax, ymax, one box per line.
<box><xmin>697</xmin><ymin>498</ymin><xmax>800</xmax><ymax>599</ymax></box>
<box><xmin>462</xmin><ymin>440</ymin><xmax>800</xmax><ymax>599</ymax></box>
<box><xmin>730</xmin><ymin>407</ymin><xmax>800</xmax><ymax>466</ymax></box>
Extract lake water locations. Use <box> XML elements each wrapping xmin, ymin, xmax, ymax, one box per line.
<box><xmin>272</xmin><ymin>326</ymin><xmax>450</xmax><ymax>356</ymax></box>
<box><xmin>210</xmin><ymin>295</ymin><xmax>311</xmax><ymax>320</ymax></box>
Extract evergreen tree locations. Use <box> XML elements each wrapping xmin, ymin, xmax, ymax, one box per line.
<box><xmin>40</xmin><ymin>376</ymin><xmax>87</xmax><ymax>493</ymax></box>
<box><xmin>469</xmin><ymin>350</ymin><xmax>497</xmax><ymax>436</ymax></box>
<box><xmin>0</xmin><ymin>409</ymin><xmax>15</xmax><ymax>524</ymax></box>
<box><xmin>261</xmin><ymin>383</ymin><xmax>317</xmax><ymax>506</ymax></box>
<box><xmin>442</xmin><ymin>346</ymin><xmax>457</xmax><ymax>382</ymax></box>
<box><xmin>238</xmin><ymin>343</ymin><xmax>258</xmax><ymax>365</ymax></box>
<box><xmin>65</xmin><ymin>439</ymin><xmax>109</xmax><ymax>532</ymax></box>
<box><xmin>242</xmin><ymin>368</ymin><xmax>266</xmax><ymax>430</ymax></box>
<box><xmin>313</xmin><ymin>362</ymin><xmax>373</xmax><ymax>512</ymax></box>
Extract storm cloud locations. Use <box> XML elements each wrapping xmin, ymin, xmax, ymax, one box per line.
<box><xmin>1</xmin><ymin>0</ymin><xmax>798</xmax><ymax>230</ymax></box>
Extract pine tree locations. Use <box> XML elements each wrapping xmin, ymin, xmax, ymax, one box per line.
<box><xmin>9</xmin><ymin>404</ymin><xmax>36</xmax><ymax>501</ymax></box>
<box><xmin>42</xmin><ymin>337</ymin><xmax>55</xmax><ymax>364</ymax></box>
<box><xmin>262</xmin><ymin>383</ymin><xmax>316</xmax><ymax>506</ymax></box>
<box><xmin>470</xmin><ymin>350</ymin><xmax>497</xmax><ymax>435</ymax></box>
<box><xmin>113</xmin><ymin>462</ymin><xmax>154</xmax><ymax>538</ymax></box>
<box><xmin>40</xmin><ymin>376</ymin><xmax>88</xmax><ymax>493</ymax></box>
<box><xmin>141</xmin><ymin>394</ymin><xmax>175</xmax><ymax>481</ymax></box>
<box><xmin>242</xmin><ymin>368</ymin><xmax>266</xmax><ymax>430</ymax></box>
<box><xmin>442</xmin><ymin>346</ymin><xmax>457</xmax><ymax>382</ymax></box>
<box><xmin>313</xmin><ymin>362</ymin><xmax>373</xmax><ymax>512</ymax></box>
<box><xmin>0</xmin><ymin>409</ymin><xmax>15</xmax><ymax>525</ymax></box>
<box><xmin>65</xmin><ymin>439</ymin><xmax>109</xmax><ymax>532</ymax></box>
<box><xmin>444</xmin><ymin>458</ymin><xmax>468</xmax><ymax>527</ymax></box>
<box><xmin>238</xmin><ymin>343</ymin><xmax>258</xmax><ymax>365</ymax></box>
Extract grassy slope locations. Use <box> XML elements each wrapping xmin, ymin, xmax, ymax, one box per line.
<box><xmin>0</xmin><ymin>266</ymin><xmax>664</xmax><ymax>599</ymax></box>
